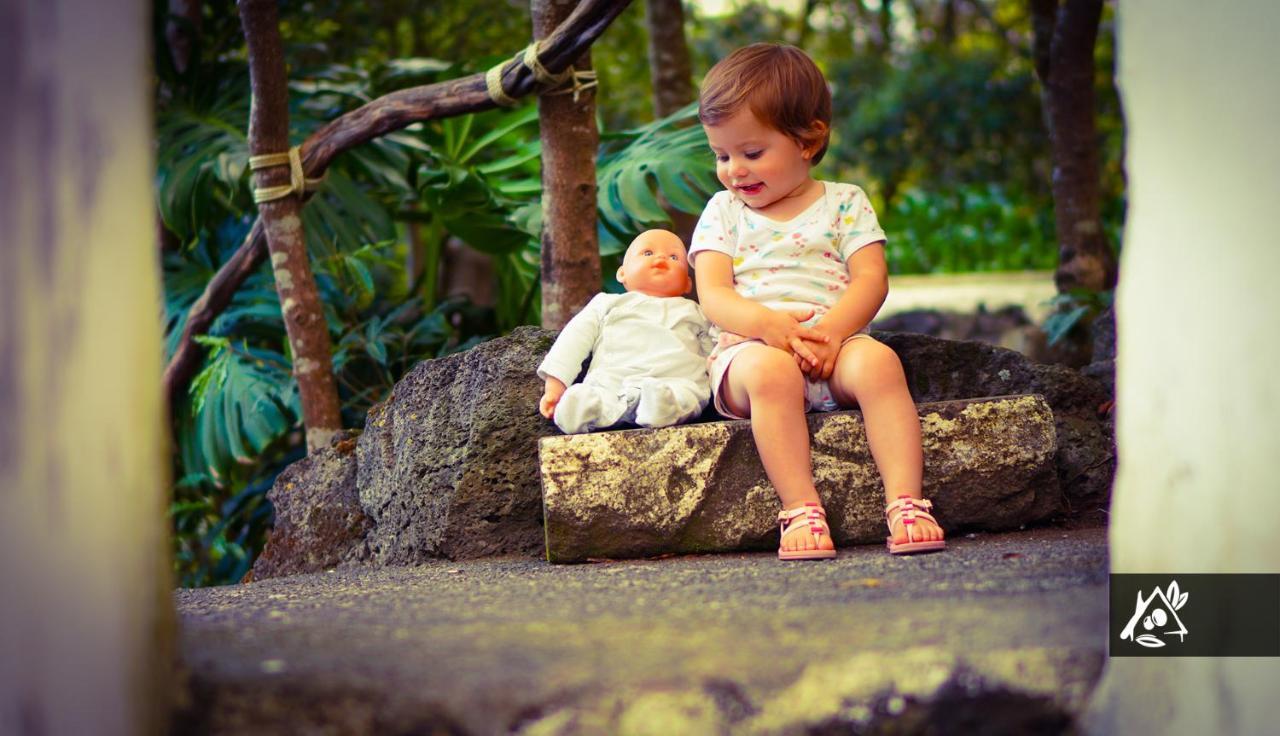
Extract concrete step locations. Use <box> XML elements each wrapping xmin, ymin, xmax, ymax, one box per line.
<box><xmin>174</xmin><ymin>526</ymin><xmax>1108</xmax><ymax>735</ymax></box>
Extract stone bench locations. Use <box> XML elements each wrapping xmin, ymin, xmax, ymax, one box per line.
<box><xmin>540</xmin><ymin>394</ymin><xmax>1058</xmax><ymax>563</ymax></box>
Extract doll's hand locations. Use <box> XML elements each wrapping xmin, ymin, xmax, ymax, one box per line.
<box><xmin>540</xmin><ymin>378</ymin><xmax>567</xmax><ymax>419</ymax></box>
<box><xmin>797</xmin><ymin>324</ymin><xmax>843</xmax><ymax>380</ymax></box>
<box><xmin>760</xmin><ymin>308</ymin><xmax>829</xmax><ymax>369</ymax></box>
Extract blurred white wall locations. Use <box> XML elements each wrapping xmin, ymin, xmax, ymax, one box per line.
<box><xmin>1087</xmin><ymin>0</ymin><xmax>1280</xmax><ymax>732</ymax></box>
<box><xmin>0</xmin><ymin>1</ymin><xmax>172</xmax><ymax>734</ymax></box>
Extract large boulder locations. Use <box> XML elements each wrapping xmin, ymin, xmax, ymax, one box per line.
<box><xmin>249</xmin><ymin>432</ymin><xmax>370</xmax><ymax>581</ymax></box>
<box><xmin>878</xmin><ymin>332</ymin><xmax>1114</xmax><ymax>514</ymax></box>
<box><xmin>355</xmin><ymin>326</ymin><xmax>560</xmax><ymax>564</ymax></box>
<box><xmin>541</xmin><ymin>394</ymin><xmax>1058</xmax><ymax>562</ymax></box>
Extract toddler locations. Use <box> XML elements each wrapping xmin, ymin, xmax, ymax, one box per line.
<box><xmin>689</xmin><ymin>43</ymin><xmax>945</xmax><ymax>559</ymax></box>
<box><xmin>538</xmin><ymin>229</ymin><xmax>713</xmax><ymax>434</ymax></box>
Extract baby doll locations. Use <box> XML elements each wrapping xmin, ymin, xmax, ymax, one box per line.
<box><xmin>538</xmin><ymin>229</ymin><xmax>713</xmax><ymax>434</ymax></box>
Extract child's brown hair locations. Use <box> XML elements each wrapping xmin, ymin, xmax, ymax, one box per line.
<box><xmin>698</xmin><ymin>43</ymin><xmax>832</xmax><ymax>165</ymax></box>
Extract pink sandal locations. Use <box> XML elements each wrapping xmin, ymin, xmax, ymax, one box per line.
<box><xmin>778</xmin><ymin>502</ymin><xmax>838</xmax><ymax>560</ymax></box>
<box><xmin>885</xmin><ymin>496</ymin><xmax>946</xmax><ymax>555</ymax></box>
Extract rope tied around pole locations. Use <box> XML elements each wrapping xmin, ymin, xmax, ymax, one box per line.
<box><xmin>248</xmin><ymin>146</ymin><xmax>324</xmax><ymax>203</ymax></box>
<box><xmin>485</xmin><ymin>41</ymin><xmax>598</xmax><ymax>107</ymax></box>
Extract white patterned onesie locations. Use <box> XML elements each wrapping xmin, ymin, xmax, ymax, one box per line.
<box><xmin>537</xmin><ymin>291</ymin><xmax>714</xmax><ymax>434</ymax></box>
<box><xmin>688</xmin><ymin>181</ymin><xmax>888</xmax><ymax>417</ymax></box>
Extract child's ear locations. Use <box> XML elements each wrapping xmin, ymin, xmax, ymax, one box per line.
<box><xmin>802</xmin><ymin>120</ymin><xmax>829</xmax><ymax>160</ymax></box>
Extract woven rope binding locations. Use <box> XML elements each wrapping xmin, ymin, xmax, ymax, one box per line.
<box><xmin>484</xmin><ymin>41</ymin><xmax>599</xmax><ymax>107</ymax></box>
<box><xmin>248</xmin><ymin>146</ymin><xmax>324</xmax><ymax>203</ymax></box>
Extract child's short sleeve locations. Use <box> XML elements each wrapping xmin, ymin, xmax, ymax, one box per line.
<box><xmin>834</xmin><ymin>184</ymin><xmax>887</xmax><ymax>262</ymax></box>
<box><xmin>688</xmin><ymin>191</ymin><xmax>737</xmax><ymax>266</ymax></box>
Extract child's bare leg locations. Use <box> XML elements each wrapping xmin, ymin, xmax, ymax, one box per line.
<box><xmin>720</xmin><ymin>345</ymin><xmax>834</xmax><ymax>553</ymax></box>
<box><xmin>829</xmin><ymin>338</ymin><xmax>943</xmax><ymax>545</ymax></box>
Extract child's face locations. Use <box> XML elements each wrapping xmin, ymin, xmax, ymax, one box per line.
<box><xmin>617</xmin><ymin>230</ymin><xmax>692</xmax><ymax>298</ymax></box>
<box><xmin>705</xmin><ymin>108</ymin><xmax>816</xmax><ymax>211</ymax></box>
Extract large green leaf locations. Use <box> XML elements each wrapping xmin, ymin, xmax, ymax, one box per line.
<box><xmin>155</xmin><ymin>82</ymin><xmax>252</xmax><ymax>243</ymax></box>
<box><xmin>596</xmin><ymin>104</ymin><xmax>720</xmax><ymax>255</ymax></box>
<box><xmin>180</xmin><ymin>341</ymin><xmax>299</xmax><ymax>485</ymax></box>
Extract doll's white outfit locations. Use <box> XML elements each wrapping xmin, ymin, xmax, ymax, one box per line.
<box><xmin>537</xmin><ymin>291</ymin><xmax>714</xmax><ymax>434</ymax></box>
<box><xmin>688</xmin><ymin>181</ymin><xmax>887</xmax><ymax>418</ymax></box>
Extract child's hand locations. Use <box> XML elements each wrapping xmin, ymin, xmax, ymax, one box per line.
<box><xmin>760</xmin><ymin>308</ymin><xmax>829</xmax><ymax>368</ymax></box>
<box><xmin>797</xmin><ymin>324</ymin><xmax>843</xmax><ymax>380</ymax></box>
<box><xmin>540</xmin><ymin>377</ymin><xmax>567</xmax><ymax>419</ymax></box>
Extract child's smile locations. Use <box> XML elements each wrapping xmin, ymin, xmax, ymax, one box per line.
<box><xmin>705</xmin><ymin>108</ymin><xmax>819</xmax><ymax>217</ymax></box>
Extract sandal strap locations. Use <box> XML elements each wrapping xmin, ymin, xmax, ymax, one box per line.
<box><xmin>779</xmin><ymin>503</ymin><xmax>830</xmax><ymax>543</ymax></box>
<box><xmin>778</xmin><ymin>502</ymin><xmax>826</xmax><ymax>524</ymax></box>
<box><xmin>885</xmin><ymin>496</ymin><xmax>938</xmax><ymax>544</ymax></box>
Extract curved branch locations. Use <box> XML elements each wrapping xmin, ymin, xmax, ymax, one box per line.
<box><xmin>164</xmin><ymin>0</ymin><xmax>634</xmax><ymax>411</ymax></box>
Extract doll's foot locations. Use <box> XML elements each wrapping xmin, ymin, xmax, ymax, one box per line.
<box><xmin>553</xmin><ymin>387</ymin><xmax>603</xmax><ymax>434</ymax></box>
<box><xmin>634</xmin><ymin>383</ymin><xmax>676</xmax><ymax>427</ymax></box>
<box><xmin>554</xmin><ymin>386</ymin><xmax>634</xmax><ymax>433</ymax></box>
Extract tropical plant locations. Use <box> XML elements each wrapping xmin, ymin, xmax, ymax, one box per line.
<box><xmin>884</xmin><ymin>184</ymin><xmax>1059</xmax><ymax>275</ymax></box>
<box><xmin>1041</xmin><ymin>287</ymin><xmax>1114</xmax><ymax>346</ymax></box>
<box><xmin>157</xmin><ymin>52</ymin><xmax>527</xmax><ymax>585</ymax></box>
<box><xmin>596</xmin><ymin>103</ymin><xmax>720</xmax><ymax>286</ymax></box>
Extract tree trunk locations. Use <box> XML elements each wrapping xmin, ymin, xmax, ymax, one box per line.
<box><xmin>878</xmin><ymin>0</ymin><xmax>895</xmax><ymax>56</ymax></box>
<box><xmin>165</xmin><ymin>0</ymin><xmax>203</xmax><ymax>75</ymax></box>
<box><xmin>162</xmin><ymin>0</ymin><xmax>633</xmax><ymax>408</ymax></box>
<box><xmin>794</xmin><ymin>0</ymin><xmax>819</xmax><ymax>48</ymax></box>
<box><xmin>941</xmin><ymin>0</ymin><xmax>958</xmax><ymax>45</ymax></box>
<box><xmin>645</xmin><ymin>0</ymin><xmax>695</xmax><ymax>118</ymax></box>
<box><xmin>1</xmin><ymin>0</ymin><xmax>173</xmax><ymax>733</ymax></box>
<box><xmin>534</xmin><ymin>0</ymin><xmax>602</xmax><ymax>330</ymax></box>
<box><xmin>1031</xmin><ymin>0</ymin><xmax>1118</xmax><ymax>293</ymax></box>
<box><xmin>238</xmin><ymin>0</ymin><xmax>343</xmax><ymax>452</ymax></box>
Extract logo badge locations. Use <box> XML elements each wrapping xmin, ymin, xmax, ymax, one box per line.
<box><xmin>1118</xmin><ymin>580</ymin><xmax>1188</xmax><ymax>648</ymax></box>
<box><xmin>1110</xmin><ymin>574</ymin><xmax>1280</xmax><ymax>657</ymax></box>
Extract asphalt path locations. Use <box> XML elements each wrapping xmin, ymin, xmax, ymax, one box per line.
<box><xmin>175</xmin><ymin>525</ymin><xmax>1108</xmax><ymax>735</ymax></box>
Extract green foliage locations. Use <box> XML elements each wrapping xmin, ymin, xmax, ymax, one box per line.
<box><xmin>172</xmin><ymin>466</ymin><xmax>283</xmax><ymax>588</ymax></box>
<box><xmin>171</xmin><ymin>337</ymin><xmax>299</xmax><ymax>587</ymax></box>
<box><xmin>1042</xmin><ymin>288</ymin><xmax>1114</xmax><ymax>346</ymax></box>
<box><xmin>597</xmin><ymin>104</ymin><xmax>720</xmax><ymax>256</ymax></box>
<box><xmin>885</xmin><ymin>185</ymin><xmax>1058</xmax><ymax>274</ymax></box>
<box><xmin>830</xmin><ymin>47</ymin><xmax>1049</xmax><ymax>206</ymax></box>
<box><xmin>155</xmin><ymin>72</ymin><xmax>253</xmax><ymax>244</ymax></box>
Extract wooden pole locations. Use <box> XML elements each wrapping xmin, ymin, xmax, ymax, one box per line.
<box><xmin>238</xmin><ymin>0</ymin><xmax>343</xmax><ymax>452</ymax></box>
<box><xmin>534</xmin><ymin>0</ymin><xmax>602</xmax><ymax>329</ymax></box>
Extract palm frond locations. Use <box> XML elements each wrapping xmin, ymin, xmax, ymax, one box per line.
<box><xmin>596</xmin><ymin>103</ymin><xmax>720</xmax><ymax>255</ymax></box>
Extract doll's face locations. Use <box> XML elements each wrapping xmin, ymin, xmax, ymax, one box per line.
<box><xmin>617</xmin><ymin>230</ymin><xmax>692</xmax><ymax>298</ymax></box>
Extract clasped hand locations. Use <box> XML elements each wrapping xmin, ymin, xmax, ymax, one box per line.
<box><xmin>758</xmin><ymin>308</ymin><xmax>843</xmax><ymax>380</ymax></box>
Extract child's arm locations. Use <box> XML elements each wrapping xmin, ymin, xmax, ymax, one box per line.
<box><xmin>537</xmin><ymin>296</ymin><xmax>607</xmax><ymax>418</ymax></box>
<box><xmin>804</xmin><ymin>244</ymin><xmax>890</xmax><ymax>378</ymax></box>
<box><xmin>694</xmin><ymin>251</ymin><xmax>828</xmax><ymax>366</ymax></box>
<box><xmin>816</xmin><ymin>243</ymin><xmax>889</xmax><ymax>337</ymax></box>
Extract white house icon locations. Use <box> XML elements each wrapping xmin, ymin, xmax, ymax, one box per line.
<box><xmin>1120</xmin><ymin>580</ymin><xmax>1189</xmax><ymax>648</ymax></box>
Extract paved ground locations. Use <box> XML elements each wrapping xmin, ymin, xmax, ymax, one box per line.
<box><xmin>881</xmin><ymin>271</ymin><xmax>1057</xmax><ymax>322</ymax></box>
<box><xmin>174</xmin><ymin>525</ymin><xmax>1109</xmax><ymax>735</ymax></box>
